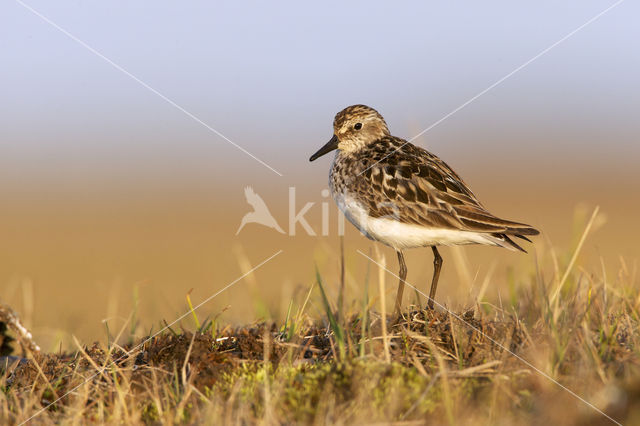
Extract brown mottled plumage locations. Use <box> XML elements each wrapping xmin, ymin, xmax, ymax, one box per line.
<box><xmin>310</xmin><ymin>104</ymin><xmax>539</xmax><ymax>313</ymax></box>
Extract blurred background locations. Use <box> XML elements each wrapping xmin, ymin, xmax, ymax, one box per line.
<box><xmin>1</xmin><ymin>0</ymin><xmax>639</xmax><ymax>350</ymax></box>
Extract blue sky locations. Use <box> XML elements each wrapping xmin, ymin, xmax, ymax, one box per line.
<box><xmin>1</xmin><ymin>1</ymin><xmax>638</xmax><ymax>184</ymax></box>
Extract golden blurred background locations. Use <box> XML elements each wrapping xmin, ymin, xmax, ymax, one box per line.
<box><xmin>1</xmin><ymin>168</ymin><xmax>638</xmax><ymax>351</ymax></box>
<box><xmin>2</xmin><ymin>1</ymin><xmax>639</xmax><ymax>350</ymax></box>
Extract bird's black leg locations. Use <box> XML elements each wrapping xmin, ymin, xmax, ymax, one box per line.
<box><xmin>428</xmin><ymin>246</ymin><xmax>443</xmax><ymax>310</ymax></box>
<box><xmin>393</xmin><ymin>250</ymin><xmax>407</xmax><ymax>318</ymax></box>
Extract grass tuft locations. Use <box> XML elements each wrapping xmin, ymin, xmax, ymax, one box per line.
<box><xmin>1</xmin><ymin>237</ymin><xmax>639</xmax><ymax>424</ymax></box>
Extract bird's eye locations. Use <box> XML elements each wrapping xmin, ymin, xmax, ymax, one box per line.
<box><xmin>354</xmin><ymin>123</ymin><xmax>363</xmax><ymax>130</ymax></box>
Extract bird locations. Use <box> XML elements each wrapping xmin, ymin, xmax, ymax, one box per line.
<box><xmin>309</xmin><ymin>104</ymin><xmax>539</xmax><ymax>314</ymax></box>
<box><xmin>236</xmin><ymin>186</ymin><xmax>285</xmax><ymax>235</ymax></box>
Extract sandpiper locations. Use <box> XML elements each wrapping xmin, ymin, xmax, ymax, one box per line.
<box><xmin>309</xmin><ymin>105</ymin><xmax>539</xmax><ymax>313</ymax></box>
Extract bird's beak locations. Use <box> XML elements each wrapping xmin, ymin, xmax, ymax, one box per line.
<box><xmin>309</xmin><ymin>134</ymin><xmax>339</xmax><ymax>162</ymax></box>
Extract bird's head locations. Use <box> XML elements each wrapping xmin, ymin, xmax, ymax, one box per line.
<box><xmin>309</xmin><ymin>104</ymin><xmax>390</xmax><ymax>161</ymax></box>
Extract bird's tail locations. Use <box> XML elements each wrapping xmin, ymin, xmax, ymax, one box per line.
<box><xmin>488</xmin><ymin>233</ymin><xmax>532</xmax><ymax>252</ymax></box>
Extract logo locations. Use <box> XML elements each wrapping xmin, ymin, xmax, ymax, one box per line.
<box><xmin>236</xmin><ymin>186</ymin><xmax>285</xmax><ymax>235</ymax></box>
<box><xmin>235</xmin><ymin>186</ymin><xmax>346</xmax><ymax>236</ymax></box>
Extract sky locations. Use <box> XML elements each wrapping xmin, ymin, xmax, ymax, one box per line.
<box><xmin>1</xmin><ymin>0</ymin><xmax>639</xmax><ymax>187</ymax></box>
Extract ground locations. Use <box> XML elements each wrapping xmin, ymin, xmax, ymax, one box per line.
<box><xmin>1</xmin><ymin>211</ymin><xmax>639</xmax><ymax>425</ymax></box>
<box><xmin>1</xmin><ymin>261</ymin><xmax>640</xmax><ymax>426</ymax></box>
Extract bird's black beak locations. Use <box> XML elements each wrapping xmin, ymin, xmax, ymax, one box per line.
<box><xmin>309</xmin><ymin>134</ymin><xmax>339</xmax><ymax>162</ymax></box>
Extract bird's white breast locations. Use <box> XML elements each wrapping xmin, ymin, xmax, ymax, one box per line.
<box><xmin>332</xmin><ymin>191</ymin><xmax>496</xmax><ymax>250</ymax></box>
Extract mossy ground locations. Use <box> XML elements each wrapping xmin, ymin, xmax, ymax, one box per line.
<box><xmin>2</xmin><ymin>288</ymin><xmax>640</xmax><ymax>425</ymax></box>
<box><xmin>2</xmin><ymin>222</ymin><xmax>640</xmax><ymax>424</ymax></box>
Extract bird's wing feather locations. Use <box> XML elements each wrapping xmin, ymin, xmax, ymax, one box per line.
<box><xmin>351</xmin><ymin>138</ymin><xmax>539</xmax><ymax>236</ymax></box>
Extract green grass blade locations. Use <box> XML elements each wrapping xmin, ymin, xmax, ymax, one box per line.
<box><xmin>315</xmin><ymin>266</ymin><xmax>346</xmax><ymax>359</ymax></box>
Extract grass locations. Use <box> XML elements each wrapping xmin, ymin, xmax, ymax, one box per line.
<box><xmin>1</xmin><ymin>219</ymin><xmax>640</xmax><ymax>424</ymax></box>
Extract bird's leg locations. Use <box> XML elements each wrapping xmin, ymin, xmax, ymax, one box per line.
<box><xmin>393</xmin><ymin>250</ymin><xmax>407</xmax><ymax>318</ymax></box>
<box><xmin>428</xmin><ymin>246</ymin><xmax>443</xmax><ymax>310</ymax></box>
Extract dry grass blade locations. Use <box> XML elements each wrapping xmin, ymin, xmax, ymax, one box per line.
<box><xmin>424</xmin><ymin>337</ymin><xmax>454</xmax><ymax>425</ymax></box>
<box><xmin>375</xmin><ymin>248</ymin><xmax>391</xmax><ymax>363</ymax></box>
<box><xmin>550</xmin><ymin>206</ymin><xmax>600</xmax><ymax>305</ymax></box>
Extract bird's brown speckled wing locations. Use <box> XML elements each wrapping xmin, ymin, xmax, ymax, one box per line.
<box><xmin>338</xmin><ymin>137</ymin><xmax>539</xmax><ymax>237</ymax></box>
